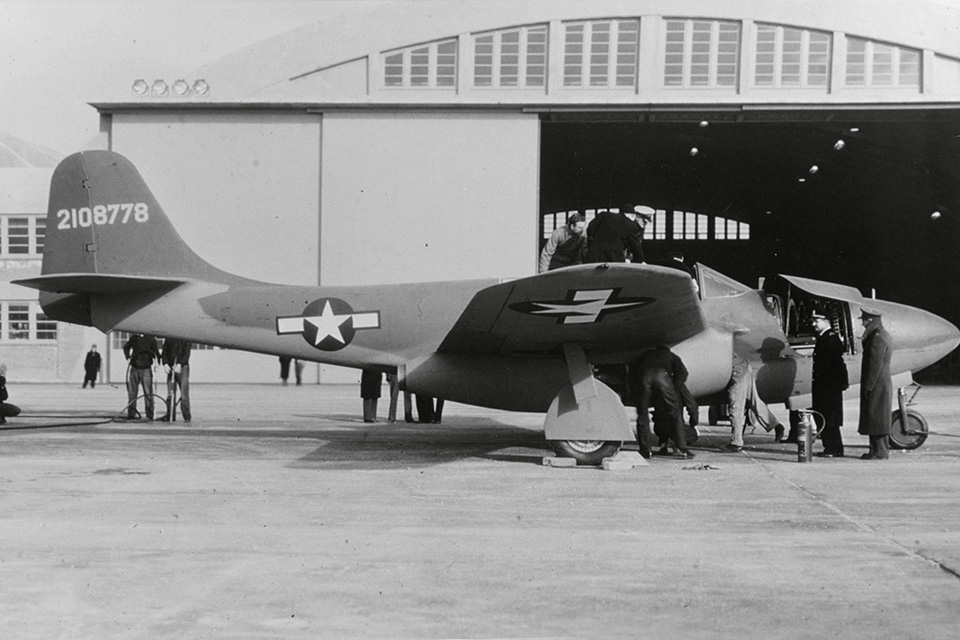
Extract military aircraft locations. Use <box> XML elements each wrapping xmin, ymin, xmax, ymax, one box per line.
<box><xmin>14</xmin><ymin>151</ymin><xmax>960</xmax><ymax>463</ymax></box>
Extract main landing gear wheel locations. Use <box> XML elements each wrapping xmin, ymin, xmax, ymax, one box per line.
<box><xmin>888</xmin><ymin>408</ymin><xmax>928</xmax><ymax>450</ymax></box>
<box><xmin>550</xmin><ymin>440</ymin><xmax>622</xmax><ymax>465</ymax></box>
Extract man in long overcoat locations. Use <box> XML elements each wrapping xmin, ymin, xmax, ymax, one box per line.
<box><xmin>812</xmin><ymin>312</ymin><xmax>849</xmax><ymax>457</ymax></box>
<box><xmin>858</xmin><ymin>308</ymin><xmax>893</xmax><ymax>460</ymax></box>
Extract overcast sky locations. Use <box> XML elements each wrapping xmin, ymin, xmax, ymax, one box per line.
<box><xmin>0</xmin><ymin>0</ymin><xmax>390</xmax><ymax>154</ymax></box>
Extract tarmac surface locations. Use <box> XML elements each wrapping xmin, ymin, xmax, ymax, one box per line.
<box><xmin>1</xmin><ymin>381</ymin><xmax>959</xmax><ymax>639</ymax></box>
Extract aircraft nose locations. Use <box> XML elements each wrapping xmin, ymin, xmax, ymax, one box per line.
<box><xmin>872</xmin><ymin>301</ymin><xmax>960</xmax><ymax>372</ymax></box>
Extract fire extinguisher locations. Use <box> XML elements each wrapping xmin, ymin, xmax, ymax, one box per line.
<box><xmin>798</xmin><ymin>410</ymin><xmax>815</xmax><ymax>463</ymax></box>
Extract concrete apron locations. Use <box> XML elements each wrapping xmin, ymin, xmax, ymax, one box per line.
<box><xmin>1</xmin><ymin>383</ymin><xmax>959</xmax><ymax>639</ymax></box>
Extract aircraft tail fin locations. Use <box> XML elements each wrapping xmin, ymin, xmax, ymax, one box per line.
<box><xmin>35</xmin><ymin>150</ymin><xmax>233</xmax><ymax>283</ymax></box>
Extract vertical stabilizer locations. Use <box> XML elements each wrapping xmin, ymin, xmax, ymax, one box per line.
<box><xmin>42</xmin><ymin>151</ymin><xmax>231</xmax><ymax>282</ymax></box>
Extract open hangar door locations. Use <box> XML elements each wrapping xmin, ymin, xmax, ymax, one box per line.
<box><xmin>538</xmin><ymin>110</ymin><xmax>960</xmax><ymax>361</ymax></box>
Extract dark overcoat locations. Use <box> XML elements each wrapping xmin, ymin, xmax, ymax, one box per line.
<box><xmin>584</xmin><ymin>211</ymin><xmax>644</xmax><ymax>263</ymax></box>
<box><xmin>812</xmin><ymin>329</ymin><xmax>848</xmax><ymax>427</ymax></box>
<box><xmin>858</xmin><ymin>322</ymin><xmax>893</xmax><ymax>436</ymax></box>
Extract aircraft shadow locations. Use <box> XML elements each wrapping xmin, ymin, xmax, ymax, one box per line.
<box><xmin>4</xmin><ymin>414</ymin><xmax>552</xmax><ymax>471</ymax></box>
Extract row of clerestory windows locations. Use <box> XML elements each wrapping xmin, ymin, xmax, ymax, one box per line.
<box><xmin>381</xmin><ymin>19</ymin><xmax>924</xmax><ymax>91</ymax></box>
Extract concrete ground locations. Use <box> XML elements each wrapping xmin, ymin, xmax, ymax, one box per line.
<box><xmin>1</xmin><ymin>381</ymin><xmax>959</xmax><ymax>639</ymax></box>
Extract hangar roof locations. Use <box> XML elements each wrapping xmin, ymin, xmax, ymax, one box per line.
<box><xmin>94</xmin><ymin>0</ymin><xmax>960</xmax><ymax>110</ymax></box>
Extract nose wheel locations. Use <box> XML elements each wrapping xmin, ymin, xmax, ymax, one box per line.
<box><xmin>888</xmin><ymin>408</ymin><xmax>928</xmax><ymax>450</ymax></box>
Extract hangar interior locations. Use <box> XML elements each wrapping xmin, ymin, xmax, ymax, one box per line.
<box><xmin>538</xmin><ymin>111</ymin><xmax>960</xmax><ymax>337</ymax></box>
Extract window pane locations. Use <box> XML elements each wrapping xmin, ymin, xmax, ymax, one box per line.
<box><xmin>899</xmin><ymin>48</ymin><xmax>921</xmax><ymax>86</ymax></box>
<box><xmin>808</xmin><ymin>32</ymin><xmax>831</xmax><ymax>86</ymax></box>
<box><xmin>410</xmin><ymin>46</ymin><xmax>430</xmax><ymax>86</ymax></box>
<box><xmin>436</xmin><ymin>40</ymin><xmax>457</xmax><ymax>87</ymax></box>
<box><xmin>846</xmin><ymin>37</ymin><xmax>866</xmax><ymax>85</ymax></box>
<box><xmin>755</xmin><ymin>26</ymin><xmax>776</xmax><ymax>85</ymax></box>
<box><xmin>8</xmin><ymin>304</ymin><xmax>30</xmax><ymax>339</ymax></box>
<box><xmin>384</xmin><ymin>52</ymin><xmax>404</xmax><ymax>86</ymax></box>
<box><xmin>664</xmin><ymin>21</ymin><xmax>686</xmax><ymax>86</ymax></box>
<box><xmin>7</xmin><ymin>217</ymin><xmax>29</xmax><ymax>254</ymax></box>
<box><xmin>564</xmin><ymin>24</ymin><xmax>585</xmax><ymax>86</ymax></box>
<box><xmin>616</xmin><ymin>21</ymin><xmax>639</xmax><ymax>87</ymax></box>
<box><xmin>781</xmin><ymin>28</ymin><xmax>802</xmax><ymax>85</ymax></box>
<box><xmin>872</xmin><ymin>43</ymin><xmax>893</xmax><ymax>85</ymax></box>
<box><xmin>526</xmin><ymin>26</ymin><xmax>548</xmax><ymax>86</ymax></box>
<box><xmin>35</xmin><ymin>217</ymin><xmax>45</xmax><ymax>253</ymax></box>
<box><xmin>36</xmin><ymin>311</ymin><xmax>56</xmax><ymax>340</ymax></box>
<box><xmin>474</xmin><ymin>35</ymin><xmax>494</xmax><ymax>86</ymax></box>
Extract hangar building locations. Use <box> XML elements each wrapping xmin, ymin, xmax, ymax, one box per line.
<box><xmin>6</xmin><ymin>0</ymin><xmax>960</xmax><ymax>383</ymax></box>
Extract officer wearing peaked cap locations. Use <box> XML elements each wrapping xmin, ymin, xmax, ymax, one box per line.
<box><xmin>858</xmin><ymin>307</ymin><xmax>892</xmax><ymax>460</ymax></box>
<box><xmin>811</xmin><ymin>311</ymin><xmax>848</xmax><ymax>457</ymax></box>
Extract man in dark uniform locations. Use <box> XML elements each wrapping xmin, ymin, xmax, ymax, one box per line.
<box><xmin>858</xmin><ymin>308</ymin><xmax>893</xmax><ymax>460</ymax></box>
<box><xmin>539</xmin><ymin>213</ymin><xmax>587</xmax><ymax>272</ymax></box>
<box><xmin>160</xmin><ymin>337</ymin><xmax>192</xmax><ymax>422</ymax></box>
<box><xmin>122</xmin><ymin>333</ymin><xmax>160</xmax><ymax>420</ymax></box>
<box><xmin>632</xmin><ymin>345</ymin><xmax>694</xmax><ymax>459</ymax></box>
<box><xmin>584</xmin><ymin>203</ymin><xmax>648</xmax><ymax>264</ymax></box>
<box><xmin>811</xmin><ymin>311</ymin><xmax>848</xmax><ymax>457</ymax></box>
<box><xmin>82</xmin><ymin>344</ymin><xmax>102</xmax><ymax>388</ymax></box>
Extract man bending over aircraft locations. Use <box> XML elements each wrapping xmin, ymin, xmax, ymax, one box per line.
<box><xmin>632</xmin><ymin>346</ymin><xmax>695</xmax><ymax>460</ymax></box>
<box><xmin>539</xmin><ymin>213</ymin><xmax>587</xmax><ymax>272</ymax></box>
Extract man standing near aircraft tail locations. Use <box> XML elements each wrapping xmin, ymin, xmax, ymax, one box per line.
<box><xmin>160</xmin><ymin>337</ymin><xmax>192</xmax><ymax>423</ymax></box>
<box><xmin>858</xmin><ymin>308</ymin><xmax>893</xmax><ymax>460</ymax></box>
<box><xmin>539</xmin><ymin>212</ymin><xmax>587</xmax><ymax>272</ymax></box>
<box><xmin>584</xmin><ymin>203</ymin><xmax>648</xmax><ymax>264</ymax></box>
<box><xmin>812</xmin><ymin>311</ymin><xmax>848</xmax><ymax>457</ymax></box>
<box><xmin>123</xmin><ymin>333</ymin><xmax>160</xmax><ymax>420</ymax></box>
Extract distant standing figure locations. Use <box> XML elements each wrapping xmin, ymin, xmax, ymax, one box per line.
<box><xmin>0</xmin><ymin>363</ymin><xmax>22</xmax><ymax>424</ymax></box>
<box><xmin>539</xmin><ymin>213</ymin><xmax>587</xmax><ymax>272</ymax></box>
<box><xmin>361</xmin><ymin>369</ymin><xmax>382</xmax><ymax>423</ymax></box>
<box><xmin>584</xmin><ymin>203</ymin><xmax>649</xmax><ymax>264</ymax></box>
<box><xmin>82</xmin><ymin>344</ymin><xmax>102</xmax><ymax>388</ymax></box>
<box><xmin>858</xmin><ymin>308</ymin><xmax>893</xmax><ymax>460</ymax></box>
<box><xmin>811</xmin><ymin>312</ymin><xmax>848</xmax><ymax>457</ymax></box>
<box><xmin>294</xmin><ymin>359</ymin><xmax>305</xmax><ymax>386</ymax></box>
<box><xmin>123</xmin><ymin>333</ymin><xmax>160</xmax><ymax>420</ymax></box>
<box><xmin>160</xmin><ymin>337</ymin><xmax>192</xmax><ymax>423</ymax></box>
<box><xmin>279</xmin><ymin>356</ymin><xmax>292</xmax><ymax>385</ymax></box>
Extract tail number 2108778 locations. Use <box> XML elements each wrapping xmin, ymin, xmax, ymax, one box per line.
<box><xmin>57</xmin><ymin>203</ymin><xmax>150</xmax><ymax>229</ymax></box>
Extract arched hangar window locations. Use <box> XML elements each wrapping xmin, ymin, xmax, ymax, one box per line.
<box><xmin>845</xmin><ymin>37</ymin><xmax>920</xmax><ymax>87</ymax></box>
<box><xmin>541</xmin><ymin>208</ymin><xmax>749</xmax><ymax>242</ymax></box>
<box><xmin>754</xmin><ymin>24</ymin><xmax>831</xmax><ymax>88</ymax></box>
<box><xmin>474</xmin><ymin>24</ymin><xmax>548</xmax><ymax>88</ymax></box>
<box><xmin>563</xmin><ymin>19</ymin><xmax>640</xmax><ymax>88</ymax></box>
<box><xmin>383</xmin><ymin>38</ymin><xmax>458</xmax><ymax>88</ymax></box>
<box><xmin>663</xmin><ymin>19</ymin><xmax>740</xmax><ymax>88</ymax></box>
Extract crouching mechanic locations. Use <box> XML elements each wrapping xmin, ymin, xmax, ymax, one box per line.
<box><xmin>632</xmin><ymin>345</ymin><xmax>695</xmax><ymax>460</ymax></box>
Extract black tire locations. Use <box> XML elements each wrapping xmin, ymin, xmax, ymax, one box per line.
<box><xmin>889</xmin><ymin>409</ymin><xmax>928</xmax><ymax>450</ymax></box>
<box><xmin>550</xmin><ymin>440</ymin><xmax>622</xmax><ymax>465</ymax></box>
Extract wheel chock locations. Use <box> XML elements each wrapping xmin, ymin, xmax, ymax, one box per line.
<box><xmin>542</xmin><ymin>456</ymin><xmax>577</xmax><ymax>468</ymax></box>
<box><xmin>601</xmin><ymin>450</ymin><xmax>649</xmax><ymax>471</ymax></box>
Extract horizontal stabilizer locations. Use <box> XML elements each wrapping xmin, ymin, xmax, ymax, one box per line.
<box><xmin>12</xmin><ymin>273</ymin><xmax>187</xmax><ymax>294</ymax></box>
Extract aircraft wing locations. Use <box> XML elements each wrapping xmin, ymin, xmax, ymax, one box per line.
<box><xmin>437</xmin><ymin>263</ymin><xmax>706</xmax><ymax>357</ymax></box>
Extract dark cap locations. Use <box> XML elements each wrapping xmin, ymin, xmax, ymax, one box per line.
<box><xmin>860</xmin><ymin>306</ymin><xmax>883</xmax><ymax>318</ymax></box>
<box><xmin>811</xmin><ymin>311</ymin><xmax>828</xmax><ymax>320</ymax></box>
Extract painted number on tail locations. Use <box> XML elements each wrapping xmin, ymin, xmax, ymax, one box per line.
<box><xmin>57</xmin><ymin>203</ymin><xmax>150</xmax><ymax>229</ymax></box>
